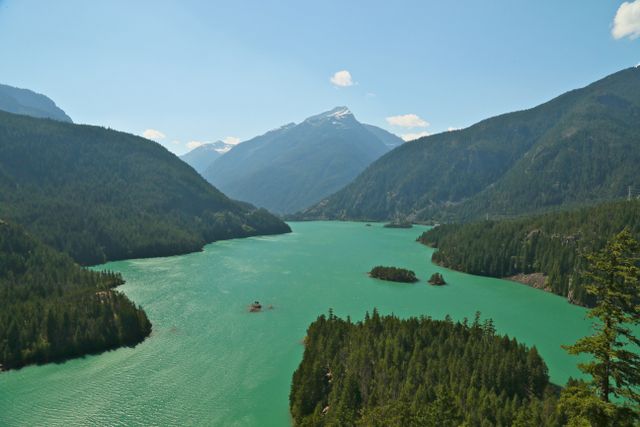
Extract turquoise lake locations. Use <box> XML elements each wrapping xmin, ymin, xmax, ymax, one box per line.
<box><xmin>0</xmin><ymin>222</ymin><xmax>594</xmax><ymax>426</ymax></box>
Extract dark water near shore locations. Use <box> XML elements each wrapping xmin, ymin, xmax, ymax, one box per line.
<box><xmin>0</xmin><ymin>222</ymin><xmax>593</xmax><ymax>426</ymax></box>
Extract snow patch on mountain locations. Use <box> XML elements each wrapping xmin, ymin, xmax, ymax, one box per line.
<box><xmin>327</xmin><ymin>107</ymin><xmax>352</xmax><ymax>119</ymax></box>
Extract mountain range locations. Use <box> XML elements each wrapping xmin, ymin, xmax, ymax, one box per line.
<box><xmin>203</xmin><ymin>107</ymin><xmax>404</xmax><ymax>214</ymax></box>
<box><xmin>0</xmin><ymin>83</ymin><xmax>72</xmax><ymax>122</ymax></box>
<box><xmin>299</xmin><ymin>67</ymin><xmax>640</xmax><ymax>222</ymax></box>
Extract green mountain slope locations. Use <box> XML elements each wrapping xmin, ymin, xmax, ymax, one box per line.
<box><xmin>204</xmin><ymin>107</ymin><xmax>403</xmax><ymax>214</ymax></box>
<box><xmin>0</xmin><ymin>83</ymin><xmax>72</xmax><ymax>122</ymax></box>
<box><xmin>300</xmin><ymin>67</ymin><xmax>640</xmax><ymax>221</ymax></box>
<box><xmin>418</xmin><ymin>199</ymin><xmax>640</xmax><ymax>306</ymax></box>
<box><xmin>0</xmin><ymin>110</ymin><xmax>290</xmax><ymax>265</ymax></box>
<box><xmin>0</xmin><ymin>220</ymin><xmax>151</xmax><ymax>370</ymax></box>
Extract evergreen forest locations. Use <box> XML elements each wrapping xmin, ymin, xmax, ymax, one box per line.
<box><xmin>0</xmin><ymin>221</ymin><xmax>151</xmax><ymax>370</ymax></box>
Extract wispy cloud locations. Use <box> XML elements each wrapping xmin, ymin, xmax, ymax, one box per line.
<box><xmin>447</xmin><ymin>127</ymin><xmax>460</xmax><ymax>132</ymax></box>
<box><xmin>223</xmin><ymin>136</ymin><xmax>241</xmax><ymax>145</ymax></box>
<box><xmin>186</xmin><ymin>140</ymin><xmax>205</xmax><ymax>150</ymax></box>
<box><xmin>386</xmin><ymin>114</ymin><xmax>429</xmax><ymax>128</ymax></box>
<box><xmin>401</xmin><ymin>131</ymin><xmax>430</xmax><ymax>142</ymax></box>
<box><xmin>330</xmin><ymin>70</ymin><xmax>354</xmax><ymax>87</ymax></box>
<box><xmin>142</xmin><ymin>128</ymin><xmax>166</xmax><ymax>140</ymax></box>
<box><xmin>612</xmin><ymin>0</ymin><xmax>640</xmax><ymax>39</ymax></box>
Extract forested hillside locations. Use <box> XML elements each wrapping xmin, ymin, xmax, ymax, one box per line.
<box><xmin>418</xmin><ymin>200</ymin><xmax>640</xmax><ymax>306</ymax></box>
<box><xmin>290</xmin><ymin>311</ymin><xmax>562</xmax><ymax>426</ymax></box>
<box><xmin>0</xmin><ymin>221</ymin><xmax>151</xmax><ymax>370</ymax></box>
<box><xmin>0</xmin><ymin>110</ymin><xmax>290</xmax><ymax>265</ymax></box>
<box><xmin>300</xmin><ymin>67</ymin><xmax>640</xmax><ymax>222</ymax></box>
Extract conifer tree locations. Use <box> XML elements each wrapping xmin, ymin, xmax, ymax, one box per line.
<box><xmin>563</xmin><ymin>229</ymin><xmax>640</xmax><ymax>423</ymax></box>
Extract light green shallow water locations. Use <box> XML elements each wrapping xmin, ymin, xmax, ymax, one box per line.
<box><xmin>1</xmin><ymin>221</ymin><xmax>595</xmax><ymax>426</ymax></box>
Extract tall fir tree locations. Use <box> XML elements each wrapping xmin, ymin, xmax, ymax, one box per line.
<box><xmin>563</xmin><ymin>229</ymin><xmax>640</xmax><ymax>424</ymax></box>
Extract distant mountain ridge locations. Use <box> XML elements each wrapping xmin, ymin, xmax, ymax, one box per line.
<box><xmin>0</xmin><ymin>83</ymin><xmax>72</xmax><ymax>122</ymax></box>
<box><xmin>361</xmin><ymin>124</ymin><xmax>404</xmax><ymax>150</ymax></box>
<box><xmin>180</xmin><ymin>141</ymin><xmax>235</xmax><ymax>174</ymax></box>
<box><xmin>299</xmin><ymin>67</ymin><xmax>640</xmax><ymax>221</ymax></box>
<box><xmin>0</xmin><ymin>110</ymin><xmax>290</xmax><ymax>265</ymax></box>
<box><xmin>204</xmin><ymin>107</ymin><xmax>404</xmax><ymax>214</ymax></box>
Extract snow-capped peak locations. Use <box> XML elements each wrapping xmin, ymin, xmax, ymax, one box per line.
<box><xmin>188</xmin><ymin>140</ymin><xmax>235</xmax><ymax>155</ymax></box>
<box><xmin>327</xmin><ymin>107</ymin><xmax>351</xmax><ymax>119</ymax></box>
<box><xmin>304</xmin><ymin>106</ymin><xmax>355</xmax><ymax>125</ymax></box>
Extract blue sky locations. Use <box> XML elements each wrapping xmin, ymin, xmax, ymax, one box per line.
<box><xmin>0</xmin><ymin>0</ymin><xmax>639</xmax><ymax>154</ymax></box>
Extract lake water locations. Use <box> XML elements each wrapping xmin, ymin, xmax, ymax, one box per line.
<box><xmin>0</xmin><ymin>221</ymin><xmax>593</xmax><ymax>426</ymax></box>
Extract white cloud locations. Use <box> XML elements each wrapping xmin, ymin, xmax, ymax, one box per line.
<box><xmin>401</xmin><ymin>131</ymin><xmax>430</xmax><ymax>141</ymax></box>
<box><xmin>186</xmin><ymin>140</ymin><xmax>206</xmax><ymax>150</ymax></box>
<box><xmin>386</xmin><ymin>114</ymin><xmax>429</xmax><ymax>128</ymax></box>
<box><xmin>142</xmin><ymin>128</ymin><xmax>166</xmax><ymax>140</ymax></box>
<box><xmin>223</xmin><ymin>136</ymin><xmax>241</xmax><ymax>145</ymax></box>
<box><xmin>612</xmin><ymin>0</ymin><xmax>640</xmax><ymax>39</ymax></box>
<box><xmin>447</xmin><ymin>127</ymin><xmax>460</xmax><ymax>132</ymax></box>
<box><xmin>330</xmin><ymin>70</ymin><xmax>354</xmax><ymax>87</ymax></box>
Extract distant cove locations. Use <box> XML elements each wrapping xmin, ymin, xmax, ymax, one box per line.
<box><xmin>0</xmin><ymin>222</ymin><xmax>596</xmax><ymax>426</ymax></box>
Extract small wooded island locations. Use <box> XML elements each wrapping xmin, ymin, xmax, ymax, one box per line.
<box><xmin>369</xmin><ymin>266</ymin><xmax>418</xmax><ymax>283</ymax></box>
<box><xmin>428</xmin><ymin>272</ymin><xmax>446</xmax><ymax>286</ymax></box>
<box><xmin>383</xmin><ymin>222</ymin><xmax>413</xmax><ymax>228</ymax></box>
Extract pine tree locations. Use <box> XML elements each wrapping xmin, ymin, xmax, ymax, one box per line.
<box><xmin>563</xmin><ymin>229</ymin><xmax>640</xmax><ymax>423</ymax></box>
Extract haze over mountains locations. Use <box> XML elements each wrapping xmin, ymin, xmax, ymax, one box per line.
<box><xmin>203</xmin><ymin>107</ymin><xmax>404</xmax><ymax>214</ymax></box>
<box><xmin>180</xmin><ymin>140</ymin><xmax>235</xmax><ymax>174</ymax></box>
<box><xmin>0</xmin><ymin>83</ymin><xmax>72</xmax><ymax>123</ymax></box>
<box><xmin>300</xmin><ymin>67</ymin><xmax>640</xmax><ymax>222</ymax></box>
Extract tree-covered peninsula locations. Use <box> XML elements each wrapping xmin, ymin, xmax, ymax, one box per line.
<box><xmin>291</xmin><ymin>231</ymin><xmax>640</xmax><ymax>426</ymax></box>
<box><xmin>290</xmin><ymin>311</ymin><xmax>561</xmax><ymax>426</ymax></box>
<box><xmin>418</xmin><ymin>200</ymin><xmax>640</xmax><ymax>306</ymax></box>
<box><xmin>0</xmin><ymin>110</ymin><xmax>290</xmax><ymax>265</ymax></box>
<box><xmin>369</xmin><ymin>266</ymin><xmax>418</xmax><ymax>283</ymax></box>
<box><xmin>0</xmin><ymin>221</ymin><xmax>151</xmax><ymax>370</ymax></box>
